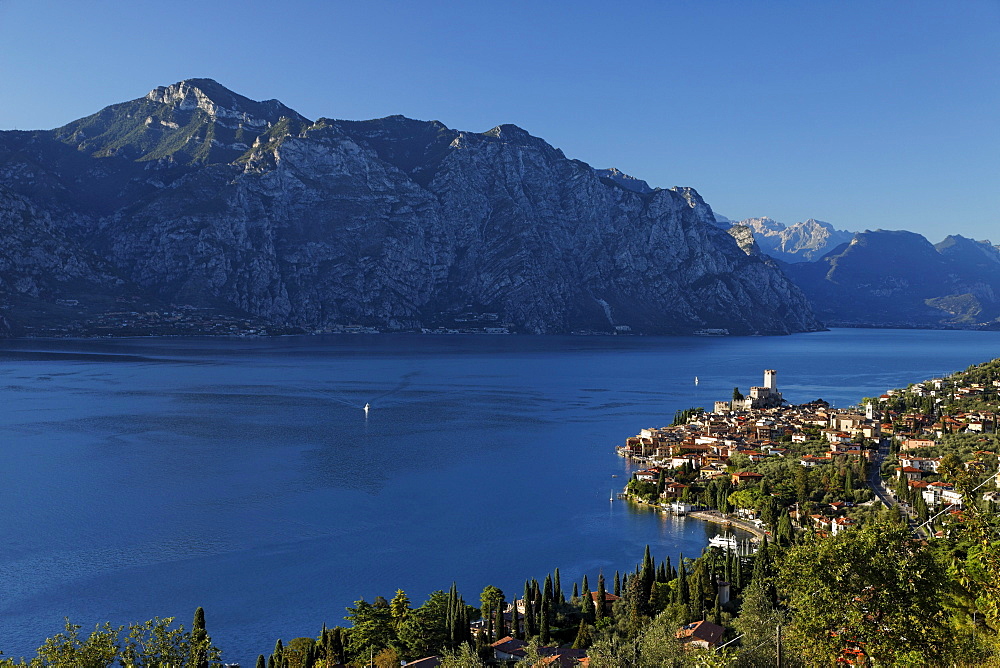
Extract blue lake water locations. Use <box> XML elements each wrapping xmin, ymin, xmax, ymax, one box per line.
<box><xmin>1</xmin><ymin>328</ymin><xmax>999</xmax><ymax>662</ymax></box>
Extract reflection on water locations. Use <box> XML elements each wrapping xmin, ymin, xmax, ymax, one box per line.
<box><xmin>1</xmin><ymin>329</ymin><xmax>999</xmax><ymax>662</ymax></box>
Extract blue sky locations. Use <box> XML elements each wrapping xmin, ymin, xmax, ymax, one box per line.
<box><xmin>1</xmin><ymin>0</ymin><xmax>996</xmax><ymax>241</ymax></box>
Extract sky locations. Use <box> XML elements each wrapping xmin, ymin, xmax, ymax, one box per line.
<box><xmin>0</xmin><ymin>0</ymin><xmax>997</xmax><ymax>241</ymax></box>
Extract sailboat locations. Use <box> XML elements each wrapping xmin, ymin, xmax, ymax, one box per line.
<box><xmin>694</xmin><ymin>376</ymin><xmax>699</xmax><ymax>386</ymax></box>
<box><xmin>364</xmin><ymin>403</ymin><xmax>370</xmax><ymax>416</ymax></box>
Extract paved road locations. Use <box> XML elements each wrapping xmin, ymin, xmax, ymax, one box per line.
<box><xmin>867</xmin><ymin>437</ymin><xmax>929</xmax><ymax>537</ymax></box>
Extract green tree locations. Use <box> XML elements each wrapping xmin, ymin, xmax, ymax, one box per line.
<box><xmin>389</xmin><ymin>589</ymin><xmax>411</xmax><ymax>628</ymax></box>
<box><xmin>31</xmin><ymin>620</ymin><xmax>120</xmax><ymax>668</ymax></box>
<box><xmin>345</xmin><ymin>598</ymin><xmax>396</xmax><ymax>662</ymax></box>
<box><xmin>397</xmin><ymin>591</ymin><xmax>450</xmax><ymax>659</ymax></box>
<box><xmin>437</xmin><ymin>642</ymin><xmax>486</xmax><ymax>668</ymax></box>
<box><xmin>939</xmin><ymin>452</ymin><xmax>964</xmax><ymax>481</ymax></box>
<box><xmin>190</xmin><ymin>606</ymin><xmax>210</xmax><ymax>668</ymax></box>
<box><xmin>479</xmin><ymin>585</ymin><xmax>503</xmax><ymax>623</ymax></box>
<box><xmin>595</xmin><ymin>573</ymin><xmax>607</xmax><ymax>623</ymax></box>
<box><xmin>778</xmin><ymin>518</ymin><xmax>948</xmax><ymax>665</ymax></box>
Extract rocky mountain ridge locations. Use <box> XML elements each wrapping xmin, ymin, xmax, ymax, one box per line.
<box><xmin>734</xmin><ymin>216</ymin><xmax>855</xmax><ymax>263</ymax></box>
<box><xmin>782</xmin><ymin>230</ymin><xmax>1000</xmax><ymax>329</ymax></box>
<box><xmin>0</xmin><ymin>78</ymin><xmax>822</xmax><ymax>336</ymax></box>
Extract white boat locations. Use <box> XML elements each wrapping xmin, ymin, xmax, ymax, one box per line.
<box><xmin>708</xmin><ymin>534</ymin><xmax>738</xmax><ymax>550</ymax></box>
<box><xmin>694</xmin><ymin>376</ymin><xmax>699</xmax><ymax>385</ymax></box>
<box><xmin>364</xmin><ymin>403</ymin><xmax>370</xmax><ymax>415</ymax></box>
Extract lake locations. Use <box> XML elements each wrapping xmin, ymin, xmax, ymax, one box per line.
<box><xmin>1</xmin><ymin>328</ymin><xmax>998</xmax><ymax>662</ymax></box>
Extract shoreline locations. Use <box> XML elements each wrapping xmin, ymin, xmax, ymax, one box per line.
<box><xmin>617</xmin><ymin>494</ymin><xmax>768</xmax><ymax>541</ymax></box>
<box><xmin>686</xmin><ymin>510</ymin><xmax>768</xmax><ymax>540</ymax></box>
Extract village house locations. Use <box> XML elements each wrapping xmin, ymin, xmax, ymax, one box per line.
<box><xmin>731</xmin><ymin>471</ymin><xmax>764</xmax><ymax>486</ymax></box>
<box><xmin>676</xmin><ymin>620</ymin><xmax>726</xmax><ymax>649</ymax></box>
<box><xmin>831</xmin><ymin>516</ymin><xmax>856</xmax><ymax>535</ymax></box>
<box><xmin>901</xmin><ymin>438</ymin><xmax>936</xmax><ymax>451</ymax></box>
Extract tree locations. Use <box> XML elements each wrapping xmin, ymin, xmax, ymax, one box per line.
<box><xmin>778</xmin><ymin>518</ymin><xmax>948</xmax><ymax>665</ymax></box>
<box><xmin>345</xmin><ymin>598</ymin><xmax>396</xmax><ymax>662</ymax></box>
<box><xmin>480</xmin><ymin>585</ymin><xmax>503</xmax><ymax>622</ymax></box>
<box><xmin>595</xmin><ymin>573</ymin><xmax>607</xmax><ymax>623</ymax></box>
<box><xmin>256</xmin><ymin>655</ymin><xmax>266</xmax><ymax>668</ymax></box>
<box><xmin>373</xmin><ymin>646</ymin><xmax>400</xmax><ymax>668</ymax></box>
<box><xmin>939</xmin><ymin>452</ymin><xmax>964</xmax><ymax>481</ymax></box>
<box><xmin>522</xmin><ymin>581</ymin><xmax>536</xmax><ymax>638</ymax></box>
<box><xmin>398</xmin><ymin>591</ymin><xmax>450</xmax><ymax>659</ymax></box>
<box><xmin>572</xmin><ymin>618</ymin><xmax>591</xmax><ymax>649</ymax></box>
<box><xmin>30</xmin><ymin>620</ymin><xmax>120</xmax><ymax>668</ymax></box>
<box><xmin>438</xmin><ymin>642</ymin><xmax>486</xmax><ymax>668</ymax></box>
<box><xmin>733</xmin><ymin>387</ymin><xmax>744</xmax><ymax>401</ymax></box>
<box><xmin>272</xmin><ymin>638</ymin><xmax>284</xmax><ymax>668</ymax></box>
<box><xmin>390</xmin><ymin>589</ymin><xmax>411</xmax><ymax>628</ymax></box>
<box><xmin>120</xmin><ymin>616</ymin><xmax>220</xmax><ymax>667</ymax></box>
<box><xmin>190</xmin><ymin>606</ymin><xmax>210</xmax><ymax>668</ymax></box>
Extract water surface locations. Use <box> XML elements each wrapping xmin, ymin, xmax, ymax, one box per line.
<box><xmin>1</xmin><ymin>329</ymin><xmax>998</xmax><ymax>662</ymax></box>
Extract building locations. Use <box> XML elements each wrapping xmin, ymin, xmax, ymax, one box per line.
<box><xmin>676</xmin><ymin>620</ymin><xmax>726</xmax><ymax>649</ymax></box>
<box><xmin>734</xmin><ymin>369</ymin><xmax>784</xmax><ymax>410</ymax></box>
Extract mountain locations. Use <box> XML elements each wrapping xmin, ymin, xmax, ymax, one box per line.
<box><xmin>783</xmin><ymin>230</ymin><xmax>1000</xmax><ymax>328</ymax></box>
<box><xmin>0</xmin><ymin>78</ymin><xmax>822</xmax><ymax>336</ymax></box>
<box><xmin>736</xmin><ymin>217</ymin><xmax>855</xmax><ymax>263</ymax></box>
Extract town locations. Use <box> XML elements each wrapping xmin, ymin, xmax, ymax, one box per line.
<box><xmin>618</xmin><ymin>368</ymin><xmax>1000</xmax><ymax>543</ymax></box>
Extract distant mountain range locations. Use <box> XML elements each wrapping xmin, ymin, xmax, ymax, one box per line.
<box><xmin>0</xmin><ymin>78</ymin><xmax>821</xmax><ymax>336</ymax></box>
<box><xmin>716</xmin><ymin>214</ymin><xmax>1000</xmax><ymax>330</ymax></box>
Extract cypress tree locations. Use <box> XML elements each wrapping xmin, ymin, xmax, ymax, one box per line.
<box><xmin>580</xmin><ymin>577</ymin><xmax>594</xmax><ymax>621</ymax></box>
<box><xmin>511</xmin><ymin>597</ymin><xmax>521</xmax><ymax>639</ymax></box>
<box><xmin>572</xmin><ymin>619</ymin><xmax>590</xmax><ymax>649</ymax></box>
<box><xmin>191</xmin><ymin>607</ymin><xmax>209</xmax><ymax>668</ymax></box>
<box><xmin>613</xmin><ymin>570</ymin><xmax>621</xmax><ymax>597</ymax></box>
<box><xmin>676</xmin><ymin>558</ymin><xmax>689</xmax><ymax>606</ymax></box>
<box><xmin>543</xmin><ymin>574</ymin><xmax>554</xmax><ymax>604</ymax></box>
<box><xmin>272</xmin><ymin>639</ymin><xmax>283</xmax><ymax>668</ymax></box>
<box><xmin>595</xmin><ymin>573</ymin><xmax>607</xmax><ymax>622</ymax></box>
<box><xmin>572</xmin><ymin>581</ymin><xmax>579</xmax><ymax>601</ymax></box>
<box><xmin>712</xmin><ymin>594</ymin><xmax>722</xmax><ymax>625</ymax></box>
<box><xmin>656</xmin><ymin>561</ymin><xmax>667</xmax><ymax>584</ymax></box>
<box><xmin>330</xmin><ymin>627</ymin><xmax>345</xmax><ymax>664</ymax></box>
<box><xmin>267</xmin><ymin>656</ymin><xmax>275</xmax><ymax>668</ymax></box>
<box><xmin>533</xmin><ymin>579</ymin><xmax>542</xmax><ymax>614</ymax></box>
<box><xmin>554</xmin><ymin>568</ymin><xmax>563</xmax><ymax>603</ymax></box>
<box><xmin>256</xmin><ymin>656</ymin><xmax>266</xmax><ymax>668</ymax></box>
<box><xmin>664</xmin><ymin>556</ymin><xmax>674</xmax><ymax>580</ymax></box>
<box><xmin>639</xmin><ymin>552</ymin><xmax>655</xmax><ymax>613</ymax></box>
<box><xmin>540</xmin><ymin>598</ymin><xmax>551</xmax><ymax>644</ymax></box>
<box><xmin>494</xmin><ymin>596</ymin><xmax>506</xmax><ymax>640</ymax></box>
<box><xmin>523</xmin><ymin>581</ymin><xmax>536</xmax><ymax>638</ymax></box>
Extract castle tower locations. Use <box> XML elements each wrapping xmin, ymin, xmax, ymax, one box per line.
<box><xmin>764</xmin><ymin>369</ymin><xmax>777</xmax><ymax>391</ymax></box>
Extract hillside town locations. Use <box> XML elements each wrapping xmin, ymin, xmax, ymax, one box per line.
<box><xmin>618</xmin><ymin>367</ymin><xmax>1000</xmax><ymax>539</ymax></box>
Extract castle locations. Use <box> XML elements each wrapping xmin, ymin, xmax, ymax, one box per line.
<box><xmin>714</xmin><ymin>369</ymin><xmax>784</xmax><ymax>412</ymax></box>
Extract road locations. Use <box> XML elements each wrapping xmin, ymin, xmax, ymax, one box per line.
<box><xmin>867</xmin><ymin>437</ymin><xmax>930</xmax><ymax>537</ymax></box>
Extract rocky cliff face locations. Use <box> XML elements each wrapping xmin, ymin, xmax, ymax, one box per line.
<box><xmin>0</xmin><ymin>79</ymin><xmax>823</xmax><ymax>335</ymax></box>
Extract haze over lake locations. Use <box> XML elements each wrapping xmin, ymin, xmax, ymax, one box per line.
<box><xmin>2</xmin><ymin>328</ymin><xmax>998</xmax><ymax>662</ymax></box>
